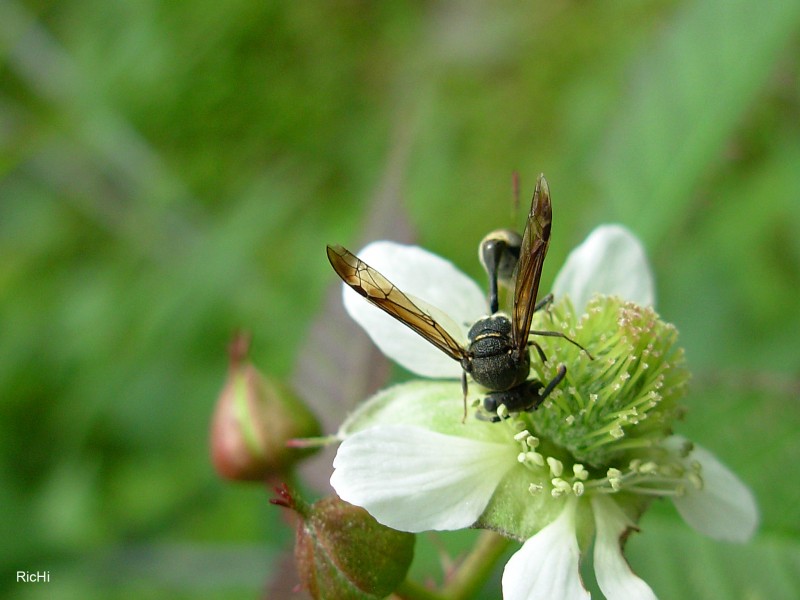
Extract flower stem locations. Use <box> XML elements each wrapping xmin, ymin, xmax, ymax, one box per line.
<box><xmin>393</xmin><ymin>579</ymin><xmax>445</xmax><ymax>600</ymax></box>
<box><xmin>392</xmin><ymin>531</ymin><xmax>511</xmax><ymax>600</ymax></box>
<box><xmin>441</xmin><ymin>530</ymin><xmax>511</xmax><ymax>599</ymax></box>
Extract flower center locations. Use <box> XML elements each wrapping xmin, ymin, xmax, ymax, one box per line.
<box><xmin>484</xmin><ymin>295</ymin><xmax>698</xmax><ymax>503</ymax></box>
<box><xmin>525</xmin><ymin>295</ymin><xmax>690</xmax><ymax>467</ymax></box>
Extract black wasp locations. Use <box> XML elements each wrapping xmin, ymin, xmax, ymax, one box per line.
<box><xmin>327</xmin><ymin>174</ymin><xmax>586</xmax><ymax>422</ymax></box>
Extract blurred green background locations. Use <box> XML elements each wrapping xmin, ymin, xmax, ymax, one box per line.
<box><xmin>1</xmin><ymin>1</ymin><xmax>799</xmax><ymax>598</ymax></box>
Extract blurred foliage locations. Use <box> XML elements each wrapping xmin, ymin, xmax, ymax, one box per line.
<box><xmin>1</xmin><ymin>0</ymin><xmax>799</xmax><ymax>598</ymax></box>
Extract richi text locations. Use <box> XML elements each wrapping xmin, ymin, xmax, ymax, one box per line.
<box><xmin>17</xmin><ymin>571</ymin><xmax>50</xmax><ymax>583</ymax></box>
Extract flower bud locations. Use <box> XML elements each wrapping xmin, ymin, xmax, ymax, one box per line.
<box><xmin>274</xmin><ymin>487</ymin><xmax>415</xmax><ymax>600</ymax></box>
<box><xmin>211</xmin><ymin>333</ymin><xmax>321</xmax><ymax>481</ymax></box>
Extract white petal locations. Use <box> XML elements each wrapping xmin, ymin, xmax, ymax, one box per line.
<box><xmin>591</xmin><ymin>495</ymin><xmax>657</xmax><ymax>600</ymax></box>
<box><xmin>552</xmin><ymin>225</ymin><xmax>655</xmax><ymax>313</ymax></box>
<box><xmin>330</xmin><ymin>425</ymin><xmax>516</xmax><ymax>532</ymax></box>
<box><xmin>337</xmin><ymin>380</ymin><xmax>507</xmax><ymax>444</ymax></box>
<box><xmin>666</xmin><ymin>437</ymin><xmax>759</xmax><ymax>542</ymax></box>
<box><xmin>502</xmin><ymin>498</ymin><xmax>589</xmax><ymax>600</ymax></box>
<box><xmin>342</xmin><ymin>241</ymin><xmax>487</xmax><ymax>378</ymax></box>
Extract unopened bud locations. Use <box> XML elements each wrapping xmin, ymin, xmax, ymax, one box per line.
<box><xmin>211</xmin><ymin>333</ymin><xmax>321</xmax><ymax>481</ymax></box>
<box><xmin>278</xmin><ymin>490</ymin><xmax>414</xmax><ymax>600</ymax></box>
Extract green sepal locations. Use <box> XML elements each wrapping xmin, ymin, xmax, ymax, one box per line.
<box><xmin>296</xmin><ymin>496</ymin><xmax>415</xmax><ymax>599</ymax></box>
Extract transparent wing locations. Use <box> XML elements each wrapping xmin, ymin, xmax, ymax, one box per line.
<box><xmin>327</xmin><ymin>244</ymin><xmax>468</xmax><ymax>362</ymax></box>
<box><xmin>511</xmin><ymin>175</ymin><xmax>552</xmax><ymax>360</ymax></box>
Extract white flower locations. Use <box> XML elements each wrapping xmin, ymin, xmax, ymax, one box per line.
<box><xmin>330</xmin><ymin>226</ymin><xmax>759</xmax><ymax>599</ymax></box>
<box><xmin>552</xmin><ymin>224</ymin><xmax>655</xmax><ymax>313</ymax></box>
<box><xmin>340</xmin><ymin>241</ymin><xmax>484</xmax><ymax>379</ymax></box>
<box><xmin>502</xmin><ymin>496</ymin><xmax>589</xmax><ymax>600</ymax></box>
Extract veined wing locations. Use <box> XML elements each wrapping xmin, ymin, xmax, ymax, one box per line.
<box><xmin>511</xmin><ymin>174</ymin><xmax>552</xmax><ymax>360</ymax></box>
<box><xmin>327</xmin><ymin>244</ymin><xmax>467</xmax><ymax>362</ymax></box>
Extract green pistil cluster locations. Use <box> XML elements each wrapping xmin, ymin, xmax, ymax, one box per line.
<box><xmin>526</xmin><ymin>295</ymin><xmax>690</xmax><ymax>468</ymax></box>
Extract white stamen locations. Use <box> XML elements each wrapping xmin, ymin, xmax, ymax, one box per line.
<box><xmin>640</xmin><ymin>461</ymin><xmax>658</xmax><ymax>474</ymax></box>
<box><xmin>551</xmin><ymin>478</ymin><xmax>572</xmax><ymax>497</ymax></box>
<box><xmin>573</xmin><ymin>464</ymin><xmax>589</xmax><ymax>481</ymax></box>
<box><xmin>547</xmin><ymin>457</ymin><xmax>564</xmax><ymax>477</ymax></box>
<box><xmin>528</xmin><ymin>452</ymin><xmax>545</xmax><ymax>467</ymax></box>
<box><xmin>514</xmin><ymin>430</ymin><xmax>531</xmax><ymax>442</ymax></box>
<box><xmin>689</xmin><ymin>473</ymin><xmax>704</xmax><ymax>491</ymax></box>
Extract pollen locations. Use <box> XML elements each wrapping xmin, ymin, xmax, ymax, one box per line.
<box><xmin>528</xmin><ymin>483</ymin><xmax>544</xmax><ymax>495</ymax></box>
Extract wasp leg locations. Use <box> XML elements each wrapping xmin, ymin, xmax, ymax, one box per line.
<box><xmin>529</xmin><ymin>329</ymin><xmax>593</xmax><ymax>360</ymax></box>
<box><xmin>533</xmin><ymin>293</ymin><xmax>553</xmax><ymax>313</ymax></box>
<box><xmin>529</xmin><ymin>364</ymin><xmax>567</xmax><ymax>411</ymax></box>
<box><xmin>528</xmin><ymin>293</ymin><xmax>593</xmax><ymax>359</ymax></box>
<box><xmin>475</xmin><ymin>408</ymin><xmax>501</xmax><ymax>423</ymax></box>
<box><xmin>481</xmin><ymin>237</ymin><xmax>513</xmax><ymax>314</ymax></box>
<box><xmin>461</xmin><ymin>370</ymin><xmax>469</xmax><ymax>424</ymax></box>
<box><xmin>528</xmin><ymin>340</ymin><xmax>548</xmax><ymax>363</ymax></box>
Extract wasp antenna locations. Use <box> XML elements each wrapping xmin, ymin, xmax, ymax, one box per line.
<box><xmin>511</xmin><ymin>170</ymin><xmax>521</xmax><ymax>220</ymax></box>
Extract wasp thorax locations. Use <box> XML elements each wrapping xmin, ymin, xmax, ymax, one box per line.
<box><xmin>467</xmin><ymin>315</ymin><xmax>530</xmax><ymax>391</ymax></box>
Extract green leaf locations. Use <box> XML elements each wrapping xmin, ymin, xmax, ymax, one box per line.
<box><xmin>677</xmin><ymin>384</ymin><xmax>800</xmax><ymax>538</ymax></box>
<box><xmin>596</xmin><ymin>0</ymin><xmax>800</xmax><ymax>244</ymax></box>
<box><xmin>623</xmin><ymin>512</ymin><xmax>800</xmax><ymax>600</ymax></box>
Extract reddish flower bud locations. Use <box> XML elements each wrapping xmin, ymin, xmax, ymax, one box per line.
<box><xmin>211</xmin><ymin>333</ymin><xmax>321</xmax><ymax>481</ymax></box>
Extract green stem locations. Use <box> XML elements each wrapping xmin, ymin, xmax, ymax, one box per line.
<box><xmin>393</xmin><ymin>579</ymin><xmax>445</xmax><ymax>600</ymax></box>
<box><xmin>442</xmin><ymin>530</ymin><xmax>511</xmax><ymax>600</ymax></box>
<box><xmin>393</xmin><ymin>531</ymin><xmax>511</xmax><ymax>600</ymax></box>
